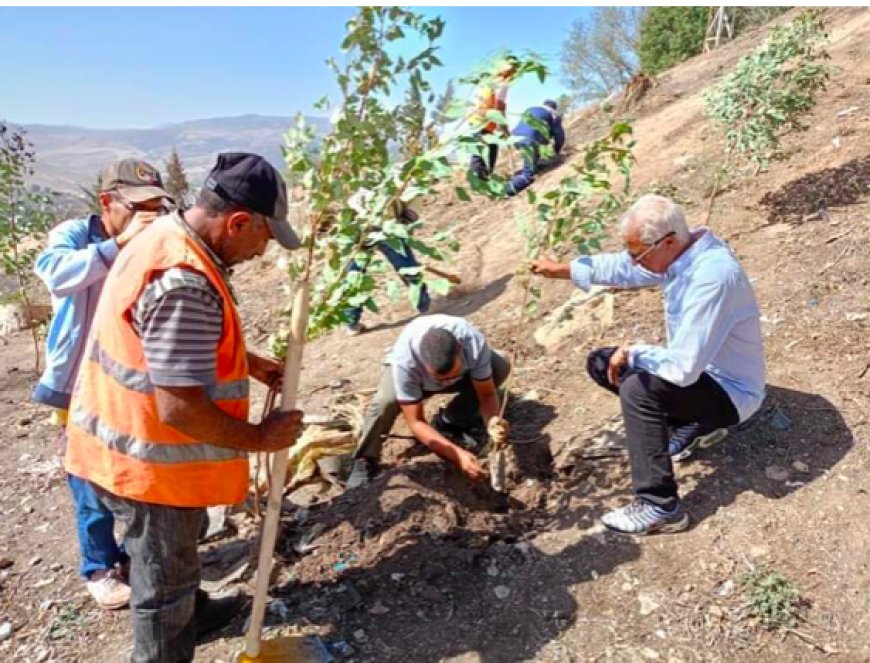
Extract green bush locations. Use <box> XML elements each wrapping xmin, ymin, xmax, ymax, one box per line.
<box><xmin>638</xmin><ymin>7</ymin><xmax>707</xmax><ymax>75</ymax></box>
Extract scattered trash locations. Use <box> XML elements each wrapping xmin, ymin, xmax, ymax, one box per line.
<box><xmin>294</xmin><ymin>523</ymin><xmax>326</xmax><ymax>554</ymax></box>
<box><xmin>846</xmin><ymin>312</ymin><xmax>869</xmax><ymax>322</ymax></box>
<box><xmin>332</xmin><ymin>554</ymin><xmax>357</xmax><ymax>573</ymax></box>
<box><xmin>807</xmin><ymin>297</ymin><xmax>820</xmax><ymax>307</ymax></box>
<box><xmin>32</xmin><ymin>577</ymin><xmax>54</xmax><ymax>589</ymax></box>
<box><xmin>765</xmin><ymin>465</ymin><xmax>790</xmax><ymax>482</ymax></box>
<box><xmin>368</xmin><ymin>602</ymin><xmax>390</xmax><ymax>615</ymax></box>
<box><xmin>716</xmin><ymin>579</ymin><xmax>735</xmax><ymax>597</ymax></box>
<box><xmin>769</xmin><ymin>407</ymin><xmax>792</xmax><ymax>431</ymax></box>
<box><xmin>326</xmin><ymin>640</ymin><xmax>354</xmax><ymax>658</ymax></box>
<box><xmin>494</xmin><ymin>585</ymin><xmax>511</xmax><ymax>600</ymax></box>
<box><xmin>0</xmin><ymin>621</ymin><xmax>12</xmax><ymax>642</ymax></box>
<box><xmin>201</xmin><ymin>505</ymin><xmax>230</xmax><ymax>542</ymax></box>
<box><xmin>266</xmin><ymin>598</ymin><xmax>291</xmax><ymax>622</ymax></box>
<box><xmin>390</xmin><ymin>573</ymin><xmax>405</xmax><ymax>582</ymax></box>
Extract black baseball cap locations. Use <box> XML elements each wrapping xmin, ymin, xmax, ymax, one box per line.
<box><xmin>204</xmin><ymin>152</ymin><xmax>301</xmax><ymax>250</ymax></box>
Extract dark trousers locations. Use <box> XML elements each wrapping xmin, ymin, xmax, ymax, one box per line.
<box><xmin>469</xmin><ymin>136</ymin><xmax>499</xmax><ymax>180</ymax></box>
<box><xmin>354</xmin><ymin>351</ymin><xmax>511</xmax><ymax>461</ymax></box>
<box><xmin>346</xmin><ymin>240</ymin><xmax>430</xmax><ymax>326</ymax></box>
<box><xmin>95</xmin><ymin>486</ymin><xmax>206</xmax><ymax>663</ymax></box>
<box><xmin>587</xmin><ymin>347</ymin><xmax>739</xmax><ymax>509</ymax></box>
<box><xmin>508</xmin><ymin>142</ymin><xmax>540</xmax><ymax>195</ymax></box>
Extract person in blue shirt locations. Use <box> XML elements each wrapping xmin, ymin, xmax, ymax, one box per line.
<box><xmin>531</xmin><ymin>194</ymin><xmax>765</xmax><ymax>535</ymax></box>
<box><xmin>507</xmin><ymin>99</ymin><xmax>566</xmax><ymax>197</ymax></box>
<box><xmin>31</xmin><ymin>159</ymin><xmax>171</xmax><ymax>609</ymax></box>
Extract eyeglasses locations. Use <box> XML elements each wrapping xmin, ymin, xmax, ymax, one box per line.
<box><xmin>628</xmin><ymin>231</ymin><xmax>675</xmax><ymax>264</ymax></box>
<box><xmin>113</xmin><ymin>193</ymin><xmax>170</xmax><ymax>215</ymax></box>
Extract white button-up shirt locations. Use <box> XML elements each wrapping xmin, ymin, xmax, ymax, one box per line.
<box><xmin>570</xmin><ymin>228</ymin><xmax>766</xmax><ymax>422</ymax></box>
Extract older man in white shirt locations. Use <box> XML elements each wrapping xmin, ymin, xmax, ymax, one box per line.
<box><xmin>532</xmin><ymin>194</ymin><xmax>765</xmax><ymax>535</ymax></box>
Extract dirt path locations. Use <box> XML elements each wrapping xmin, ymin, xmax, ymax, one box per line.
<box><xmin>1</xmin><ymin>8</ymin><xmax>869</xmax><ymax>662</ymax></box>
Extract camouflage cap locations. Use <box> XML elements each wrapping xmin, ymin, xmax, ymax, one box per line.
<box><xmin>100</xmin><ymin>159</ymin><xmax>172</xmax><ymax>203</ymax></box>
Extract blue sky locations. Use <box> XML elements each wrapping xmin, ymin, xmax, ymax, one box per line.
<box><xmin>0</xmin><ymin>6</ymin><xmax>590</xmax><ymax>129</ymax></box>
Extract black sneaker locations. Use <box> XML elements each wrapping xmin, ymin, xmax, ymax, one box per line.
<box><xmin>195</xmin><ymin>588</ymin><xmax>245</xmax><ymax>639</ymax></box>
<box><xmin>346</xmin><ymin>457</ymin><xmax>379</xmax><ymax>489</ymax></box>
<box><xmin>668</xmin><ymin>423</ymin><xmax>728</xmax><ymax>462</ymax></box>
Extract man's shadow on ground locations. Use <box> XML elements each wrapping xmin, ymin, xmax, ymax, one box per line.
<box><xmin>548</xmin><ymin>384</ymin><xmax>854</xmax><ymax>532</ymax></box>
<box><xmin>680</xmin><ymin>384</ymin><xmax>854</xmax><ymax>524</ymax></box>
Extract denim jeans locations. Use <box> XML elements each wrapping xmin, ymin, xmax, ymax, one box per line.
<box><xmin>586</xmin><ymin>347</ymin><xmax>739</xmax><ymax>509</ymax></box>
<box><xmin>60</xmin><ymin>426</ymin><xmax>128</xmax><ymax>579</ymax></box>
<box><xmin>95</xmin><ymin>486</ymin><xmax>206</xmax><ymax>663</ymax></box>
<box><xmin>353</xmin><ymin>350</ymin><xmax>512</xmax><ymax>461</ymax></box>
<box><xmin>346</xmin><ymin>240</ymin><xmax>431</xmax><ymax>326</ymax></box>
<box><xmin>508</xmin><ymin>142</ymin><xmax>540</xmax><ymax>196</ymax></box>
<box><xmin>68</xmin><ymin>473</ymin><xmax>129</xmax><ymax>578</ymax></box>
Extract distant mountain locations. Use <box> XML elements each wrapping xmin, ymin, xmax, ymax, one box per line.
<box><xmin>19</xmin><ymin>114</ymin><xmax>331</xmax><ymax>196</ymax></box>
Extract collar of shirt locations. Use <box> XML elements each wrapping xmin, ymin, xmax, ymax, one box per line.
<box><xmin>171</xmin><ymin>211</ymin><xmax>239</xmax><ymax>304</ymax></box>
<box><xmin>666</xmin><ymin>227</ymin><xmax>716</xmax><ymax>279</ymax></box>
<box><xmin>88</xmin><ymin>214</ymin><xmax>108</xmax><ymax>243</ymax></box>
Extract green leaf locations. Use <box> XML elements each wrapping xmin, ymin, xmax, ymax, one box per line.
<box><xmin>454</xmin><ymin>186</ymin><xmax>471</xmax><ymax>202</ymax></box>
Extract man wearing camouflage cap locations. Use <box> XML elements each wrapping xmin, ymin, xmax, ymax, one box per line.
<box><xmin>32</xmin><ymin>159</ymin><xmax>172</xmax><ymax>610</ymax></box>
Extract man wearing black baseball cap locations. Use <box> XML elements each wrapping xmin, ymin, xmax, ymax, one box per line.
<box><xmin>203</xmin><ymin>151</ymin><xmax>301</xmax><ymax>252</ymax></box>
<box><xmin>70</xmin><ymin>152</ymin><xmax>304</xmax><ymax>661</ymax></box>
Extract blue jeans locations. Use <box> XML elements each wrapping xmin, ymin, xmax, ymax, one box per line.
<box><xmin>347</xmin><ymin>240</ymin><xmax>431</xmax><ymax>326</ymax></box>
<box><xmin>68</xmin><ymin>472</ymin><xmax>128</xmax><ymax>578</ymax></box>
<box><xmin>508</xmin><ymin>142</ymin><xmax>540</xmax><ymax>196</ymax></box>
<box><xmin>469</xmin><ymin>137</ymin><xmax>499</xmax><ymax>180</ymax></box>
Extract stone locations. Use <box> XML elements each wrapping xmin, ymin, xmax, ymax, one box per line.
<box><xmin>353</xmin><ymin>629</ymin><xmax>368</xmax><ymax>644</ymax></box>
<box><xmin>638</xmin><ymin>591</ymin><xmax>660</xmax><ymax>616</ymax></box>
<box><xmin>494</xmin><ymin>585</ymin><xmax>511</xmax><ymax>600</ymax></box>
<box><xmin>792</xmin><ymin>461</ymin><xmax>810</xmax><ymax>473</ymax></box>
<box><xmin>765</xmin><ymin>465</ymin><xmax>790</xmax><ymax>482</ymax></box>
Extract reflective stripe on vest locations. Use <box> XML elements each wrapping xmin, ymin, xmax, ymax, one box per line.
<box><xmin>70</xmin><ymin>406</ymin><xmax>247</xmax><ymax>464</ymax></box>
<box><xmin>64</xmin><ymin>214</ymin><xmax>251</xmax><ymax>508</ymax></box>
<box><xmin>89</xmin><ymin>340</ymin><xmax>249</xmax><ymax>401</ymax></box>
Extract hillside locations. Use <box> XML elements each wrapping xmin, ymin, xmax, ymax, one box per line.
<box><xmin>18</xmin><ymin>114</ymin><xmax>330</xmax><ymax>194</ymax></box>
<box><xmin>0</xmin><ymin>7</ymin><xmax>868</xmax><ymax>662</ymax></box>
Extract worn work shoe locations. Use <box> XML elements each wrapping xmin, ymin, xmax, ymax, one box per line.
<box><xmin>195</xmin><ymin>588</ymin><xmax>245</xmax><ymax>639</ymax></box>
<box><xmin>86</xmin><ymin>569</ymin><xmax>131</xmax><ymax>610</ymax></box>
<box><xmin>669</xmin><ymin>424</ymin><xmax>729</xmax><ymax>462</ymax></box>
<box><xmin>601</xmin><ymin>499</ymin><xmax>690</xmax><ymax>535</ymax></box>
<box><xmin>346</xmin><ymin>457</ymin><xmax>380</xmax><ymax>489</ymax></box>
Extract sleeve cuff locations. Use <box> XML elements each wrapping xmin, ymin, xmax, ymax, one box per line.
<box><xmin>95</xmin><ymin>239</ymin><xmax>120</xmax><ymax>267</ymax></box>
<box><xmin>569</xmin><ymin>257</ymin><xmax>593</xmax><ymax>291</ymax></box>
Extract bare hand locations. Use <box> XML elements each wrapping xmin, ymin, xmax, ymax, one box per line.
<box><xmin>116</xmin><ymin>211</ymin><xmax>159</xmax><ymax>248</ymax></box>
<box><xmin>248</xmin><ymin>352</ymin><xmax>283</xmax><ymax>388</ymax></box>
<box><xmin>529</xmin><ymin>258</ymin><xmax>568</xmax><ymax>279</ymax></box>
<box><xmin>487</xmin><ymin>416</ymin><xmax>510</xmax><ymax>448</ymax></box>
<box><xmin>457</xmin><ymin>449</ymin><xmax>485</xmax><ymax>482</ymax></box>
<box><xmin>256</xmin><ymin>410</ymin><xmax>303</xmax><ymax>452</ymax></box>
<box><xmin>607</xmin><ymin>346</ymin><xmax>630</xmax><ymax>386</ymax></box>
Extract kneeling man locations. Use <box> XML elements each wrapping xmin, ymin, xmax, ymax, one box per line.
<box><xmin>347</xmin><ymin>314</ymin><xmax>510</xmax><ymax>488</ymax></box>
<box><xmin>532</xmin><ymin>194</ymin><xmax>765</xmax><ymax>535</ymax></box>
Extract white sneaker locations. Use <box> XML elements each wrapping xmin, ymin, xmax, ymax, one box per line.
<box><xmin>86</xmin><ymin>569</ymin><xmax>131</xmax><ymax>610</ymax></box>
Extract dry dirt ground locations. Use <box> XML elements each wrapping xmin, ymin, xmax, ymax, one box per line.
<box><xmin>1</xmin><ymin>8</ymin><xmax>869</xmax><ymax>663</ymax></box>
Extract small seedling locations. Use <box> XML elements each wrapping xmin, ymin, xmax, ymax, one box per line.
<box><xmin>739</xmin><ymin>563</ymin><xmax>803</xmax><ymax>630</ymax></box>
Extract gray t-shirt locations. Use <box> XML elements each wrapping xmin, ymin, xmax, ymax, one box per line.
<box><xmin>387</xmin><ymin>315</ymin><xmax>492</xmax><ymax>403</ymax></box>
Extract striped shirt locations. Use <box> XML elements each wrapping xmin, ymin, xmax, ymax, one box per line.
<box><xmin>132</xmin><ymin>268</ymin><xmax>224</xmax><ymax>387</ymax></box>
